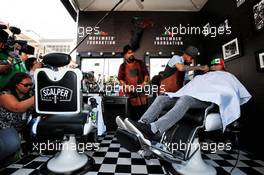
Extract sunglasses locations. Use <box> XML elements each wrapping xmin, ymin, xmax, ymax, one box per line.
<box><xmin>19</xmin><ymin>83</ymin><xmax>33</xmax><ymax>88</ymax></box>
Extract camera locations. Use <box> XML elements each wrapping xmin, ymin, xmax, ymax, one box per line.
<box><xmin>0</xmin><ymin>24</ymin><xmax>35</xmax><ymax>57</ymax></box>
<box><xmin>0</xmin><ymin>24</ymin><xmax>35</xmax><ymax>76</ymax></box>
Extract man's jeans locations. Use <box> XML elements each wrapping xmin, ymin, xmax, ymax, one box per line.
<box><xmin>140</xmin><ymin>95</ymin><xmax>209</xmax><ymax>133</ymax></box>
<box><xmin>0</xmin><ymin>128</ymin><xmax>21</xmax><ymax>161</ymax></box>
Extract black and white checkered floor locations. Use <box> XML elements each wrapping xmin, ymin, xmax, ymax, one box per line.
<box><xmin>1</xmin><ymin>132</ymin><xmax>264</xmax><ymax>175</ymax></box>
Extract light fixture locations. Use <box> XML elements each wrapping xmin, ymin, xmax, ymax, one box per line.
<box><xmin>112</xmin><ymin>52</ymin><xmax>115</xmax><ymax>56</ymax></box>
<box><xmin>87</xmin><ymin>52</ymin><xmax>91</xmax><ymax>56</ymax></box>
<box><xmin>158</xmin><ymin>51</ymin><xmax>162</xmax><ymax>55</ymax></box>
<box><xmin>100</xmin><ymin>52</ymin><xmax>103</xmax><ymax>56</ymax></box>
<box><xmin>145</xmin><ymin>51</ymin><xmax>149</xmax><ymax>56</ymax></box>
<box><xmin>171</xmin><ymin>51</ymin><xmax>175</xmax><ymax>55</ymax></box>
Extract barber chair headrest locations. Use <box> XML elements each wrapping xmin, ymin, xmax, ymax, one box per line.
<box><xmin>34</xmin><ymin>68</ymin><xmax>82</xmax><ymax>114</ymax></box>
<box><xmin>42</xmin><ymin>53</ymin><xmax>71</xmax><ymax>68</ymax></box>
<box><xmin>181</xmin><ymin>105</ymin><xmax>223</xmax><ymax>132</ymax></box>
<box><xmin>205</xmin><ymin>113</ymin><xmax>222</xmax><ymax>131</ymax></box>
<box><xmin>205</xmin><ymin>104</ymin><xmax>222</xmax><ymax>131</ymax></box>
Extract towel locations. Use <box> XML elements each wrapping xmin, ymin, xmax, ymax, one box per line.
<box><xmin>166</xmin><ymin>71</ymin><xmax>251</xmax><ymax>131</ymax></box>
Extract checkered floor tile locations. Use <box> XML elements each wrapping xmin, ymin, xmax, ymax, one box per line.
<box><xmin>1</xmin><ymin>132</ymin><xmax>264</xmax><ymax>175</ymax></box>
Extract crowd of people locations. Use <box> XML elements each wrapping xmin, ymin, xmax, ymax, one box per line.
<box><xmin>0</xmin><ymin>37</ymin><xmax>43</xmax><ymax>163</ymax></box>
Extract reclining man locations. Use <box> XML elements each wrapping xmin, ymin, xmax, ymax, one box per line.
<box><xmin>126</xmin><ymin>58</ymin><xmax>252</xmax><ymax>140</ymax></box>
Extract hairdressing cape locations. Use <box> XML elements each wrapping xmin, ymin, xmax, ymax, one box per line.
<box><xmin>166</xmin><ymin>71</ymin><xmax>251</xmax><ymax>131</ymax></box>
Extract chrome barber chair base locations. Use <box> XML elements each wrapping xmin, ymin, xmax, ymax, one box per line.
<box><xmin>172</xmin><ymin>138</ymin><xmax>217</xmax><ymax>175</ymax></box>
<box><xmin>47</xmin><ymin>136</ymin><xmax>88</xmax><ymax>173</ymax></box>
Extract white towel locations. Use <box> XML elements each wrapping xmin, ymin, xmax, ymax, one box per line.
<box><xmin>166</xmin><ymin>71</ymin><xmax>251</xmax><ymax>131</ymax></box>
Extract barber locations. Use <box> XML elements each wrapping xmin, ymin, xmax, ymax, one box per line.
<box><xmin>118</xmin><ymin>44</ymin><xmax>149</xmax><ymax>121</ymax></box>
<box><xmin>160</xmin><ymin>45</ymin><xmax>209</xmax><ymax>93</ymax></box>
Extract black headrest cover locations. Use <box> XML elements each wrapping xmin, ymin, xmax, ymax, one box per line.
<box><xmin>42</xmin><ymin>53</ymin><xmax>71</xmax><ymax>67</ymax></box>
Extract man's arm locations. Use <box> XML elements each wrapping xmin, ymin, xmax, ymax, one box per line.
<box><xmin>143</xmin><ymin>75</ymin><xmax>149</xmax><ymax>85</ymax></box>
<box><xmin>118</xmin><ymin>63</ymin><xmax>126</xmax><ymax>86</ymax></box>
<box><xmin>0</xmin><ymin>94</ymin><xmax>34</xmax><ymax>113</ymax></box>
<box><xmin>176</xmin><ymin>63</ymin><xmax>209</xmax><ymax>72</ymax></box>
<box><xmin>119</xmin><ymin>80</ymin><xmax>126</xmax><ymax>86</ymax></box>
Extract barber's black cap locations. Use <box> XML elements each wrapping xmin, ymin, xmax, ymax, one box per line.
<box><xmin>184</xmin><ymin>45</ymin><xmax>200</xmax><ymax>58</ymax></box>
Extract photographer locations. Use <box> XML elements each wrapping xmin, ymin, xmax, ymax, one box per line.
<box><xmin>0</xmin><ymin>26</ymin><xmax>30</xmax><ymax>88</ymax></box>
<box><xmin>0</xmin><ymin>42</ymin><xmax>28</xmax><ymax>88</ymax></box>
<box><xmin>25</xmin><ymin>57</ymin><xmax>43</xmax><ymax>82</ymax></box>
<box><xmin>0</xmin><ymin>72</ymin><xmax>34</xmax><ymax>132</ymax></box>
<box><xmin>0</xmin><ymin>27</ymin><xmax>11</xmax><ymax>75</ymax></box>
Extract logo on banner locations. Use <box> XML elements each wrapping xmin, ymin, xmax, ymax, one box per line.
<box><xmin>154</xmin><ymin>26</ymin><xmax>184</xmax><ymax>46</ymax></box>
<box><xmin>40</xmin><ymin>86</ymin><xmax>73</xmax><ymax>104</ymax></box>
<box><xmin>78</xmin><ymin>26</ymin><xmax>116</xmax><ymax>45</ymax></box>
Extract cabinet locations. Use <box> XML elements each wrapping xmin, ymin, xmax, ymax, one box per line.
<box><xmin>103</xmin><ymin>96</ymin><xmax>129</xmax><ymax>131</ymax></box>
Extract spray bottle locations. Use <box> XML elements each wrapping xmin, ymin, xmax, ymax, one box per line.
<box><xmin>89</xmin><ymin>97</ymin><xmax>98</xmax><ymax>126</ymax></box>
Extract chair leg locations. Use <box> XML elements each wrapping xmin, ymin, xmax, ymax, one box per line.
<box><xmin>172</xmin><ymin>138</ymin><xmax>216</xmax><ymax>175</ymax></box>
<box><xmin>47</xmin><ymin>135</ymin><xmax>88</xmax><ymax>173</ymax></box>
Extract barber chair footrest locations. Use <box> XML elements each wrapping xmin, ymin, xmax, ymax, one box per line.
<box><xmin>116</xmin><ymin>129</ymin><xmax>141</xmax><ymax>152</ymax></box>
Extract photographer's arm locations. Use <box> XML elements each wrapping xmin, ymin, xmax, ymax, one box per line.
<box><xmin>0</xmin><ymin>94</ymin><xmax>34</xmax><ymax>113</ymax></box>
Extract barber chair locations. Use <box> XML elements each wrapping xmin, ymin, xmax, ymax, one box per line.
<box><xmin>32</xmin><ymin>53</ymin><xmax>95</xmax><ymax>173</ymax></box>
<box><xmin>116</xmin><ymin>104</ymin><xmax>224</xmax><ymax>175</ymax></box>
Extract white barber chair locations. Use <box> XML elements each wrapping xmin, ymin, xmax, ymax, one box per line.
<box><xmin>33</xmin><ymin>53</ymin><xmax>95</xmax><ymax>173</ymax></box>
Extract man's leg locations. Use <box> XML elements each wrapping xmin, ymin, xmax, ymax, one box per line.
<box><xmin>129</xmin><ymin>104</ymin><xmax>147</xmax><ymax>121</ymax></box>
<box><xmin>0</xmin><ymin>128</ymin><xmax>20</xmax><ymax>161</ymax></box>
<box><xmin>153</xmin><ymin>96</ymin><xmax>209</xmax><ymax>134</ymax></box>
<box><xmin>139</xmin><ymin>95</ymin><xmax>177</xmax><ymax>124</ymax></box>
